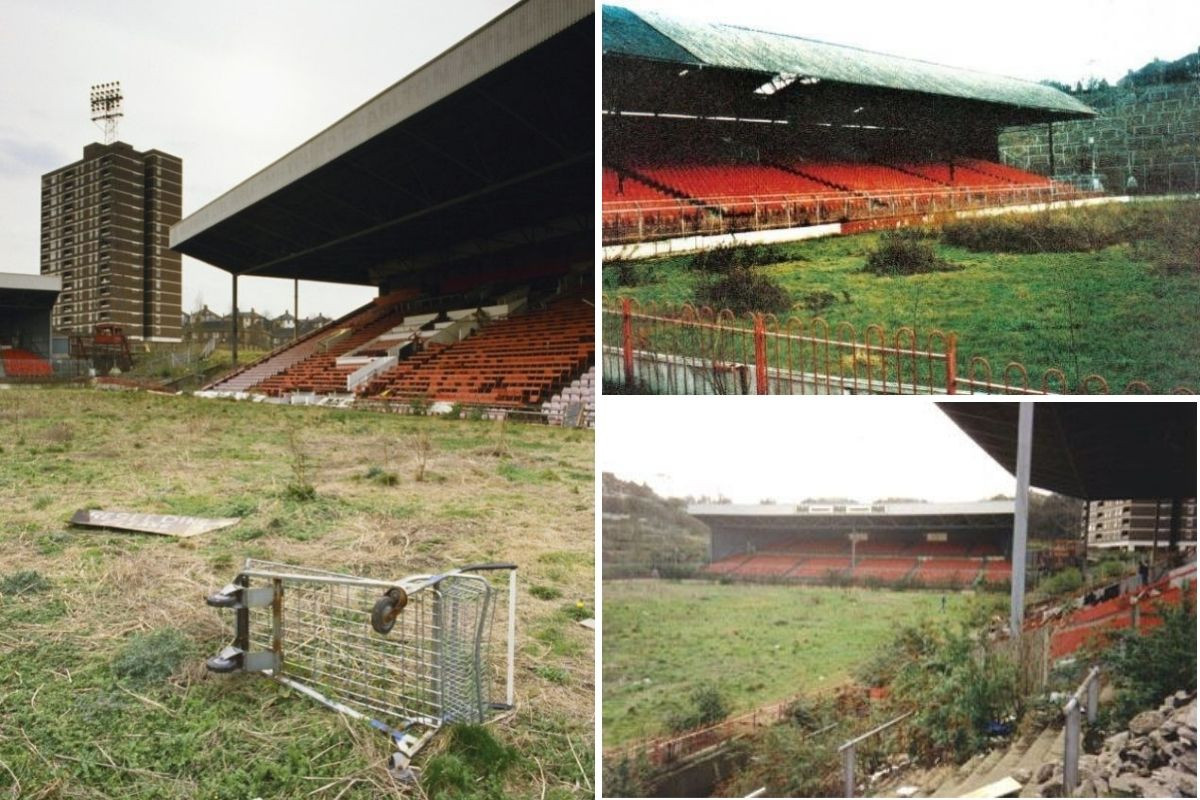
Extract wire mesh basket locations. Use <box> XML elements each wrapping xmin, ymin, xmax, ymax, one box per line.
<box><xmin>204</xmin><ymin>559</ymin><xmax>516</xmax><ymax>774</ymax></box>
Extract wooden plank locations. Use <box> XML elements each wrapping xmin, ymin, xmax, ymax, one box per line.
<box><xmin>70</xmin><ymin>509</ymin><xmax>240</xmax><ymax>538</ymax></box>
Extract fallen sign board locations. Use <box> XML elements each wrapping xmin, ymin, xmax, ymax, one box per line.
<box><xmin>70</xmin><ymin>509</ymin><xmax>240</xmax><ymax>538</ymax></box>
<box><xmin>961</xmin><ymin>777</ymin><xmax>1021</xmax><ymax>798</ymax></box>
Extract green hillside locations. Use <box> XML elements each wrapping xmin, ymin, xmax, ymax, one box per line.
<box><xmin>602</xmin><ymin>473</ymin><xmax>709</xmax><ymax>578</ymax></box>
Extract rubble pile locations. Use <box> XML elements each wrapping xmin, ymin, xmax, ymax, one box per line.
<box><xmin>1029</xmin><ymin>690</ymin><xmax>1196</xmax><ymax>797</ymax></box>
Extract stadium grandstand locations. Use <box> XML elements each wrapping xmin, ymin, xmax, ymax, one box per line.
<box><xmin>601</xmin><ymin>5</ymin><xmax>1096</xmax><ymax>245</ymax></box>
<box><xmin>691</xmin><ymin>500</ymin><xmax>1015</xmax><ymax>587</ymax></box>
<box><xmin>0</xmin><ymin>272</ymin><xmax>60</xmax><ymax>380</ymax></box>
<box><xmin>171</xmin><ymin>0</ymin><xmax>594</xmax><ymax>421</ymax></box>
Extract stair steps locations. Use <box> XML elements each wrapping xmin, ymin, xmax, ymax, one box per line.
<box><xmin>930</xmin><ymin>724</ymin><xmax>1063</xmax><ymax>798</ymax></box>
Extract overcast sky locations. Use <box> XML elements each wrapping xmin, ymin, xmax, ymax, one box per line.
<box><xmin>618</xmin><ymin>0</ymin><xmax>1200</xmax><ymax>86</ymax></box>
<box><xmin>0</xmin><ymin>0</ymin><xmax>520</xmax><ymax>318</ymax></box>
<box><xmin>603</xmin><ymin>399</ymin><xmax>1023</xmax><ymax>503</ymax></box>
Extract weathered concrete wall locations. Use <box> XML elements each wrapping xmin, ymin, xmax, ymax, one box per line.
<box><xmin>999</xmin><ymin>81</ymin><xmax>1200</xmax><ymax>193</ymax></box>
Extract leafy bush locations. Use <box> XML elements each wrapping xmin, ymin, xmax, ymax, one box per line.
<box><xmin>797</xmin><ymin>289</ymin><xmax>843</xmax><ymax>314</ymax></box>
<box><xmin>603</xmin><ymin>754</ymin><xmax>652</xmax><ymax>798</ymax></box>
<box><xmin>689</xmin><ymin>243</ymin><xmax>789</xmax><ymax>273</ymax></box>
<box><xmin>609</xmin><ymin>259</ymin><xmax>649</xmax><ymax>287</ymax></box>
<box><xmin>694</xmin><ymin>266</ymin><xmax>792</xmax><ymax>315</ymax></box>
<box><xmin>886</xmin><ymin>623</ymin><xmax>1020</xmax><ymax>763</ymax></box>
<box><xmin>940</xmin><ymin>202</ymin><xmax>1200</xmax><ymax>262</ymax></box>
<box><xmin>111</xmin><ymin>628</ymin><xmax>191</xmax><ymax>686</ymax></box>
<box><xmin>863</xmin><ymin>229</ymin><xmax>962</xmax><ymax>276</ymax></box>
<box><xmin>1038</xmin><ymin>567</ymin><xmax>1083</xmax><ymax>597</ymax></box>
<box><xmin>656</xmin><ymin>564</ymin><xmax>697</xmax><ymax>580</ymax></box>
<box><xmin>1098</xmin><ymin>558</ymin><xmax>1128</xmax><ymax>580</ymax></box>
<box><xmin>941</xmin><ymin>209</ymin><xmax>1127</xmax><ymax>252</ymax></box>
<box><xmin>722</xmin><ymin>724</ymin><xmax>841</xmax><ymax>797</ymax></box>
<box><xmin>1098</xmin><ymin>595</ymin><xmax>1196</xmax><ymax>726</ymax></box>
<box><xmin>785</xmin><ymin>695</ymin><xmax>834</xmax><ymax>730</ymax></box>
<box><xmin>666</xmin><ymin>683</ymin><xmax>730</xmax><ymax>733</ymax></box>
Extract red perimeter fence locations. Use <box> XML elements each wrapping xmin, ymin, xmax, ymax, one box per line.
<box><xmin>603</xmin><ymin>691</ymin><xmax>834</xmax><ymax>768</ymax></box>
<box><xmin>602</xmin><ymin>299</ymin><xmax>1195</xmax><ymax>395</ymax></box>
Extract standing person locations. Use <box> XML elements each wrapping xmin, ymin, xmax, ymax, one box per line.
<box><xmin>1125</xmin><ymin>173</ymin><xmax>1138</xmax><ymax>195</ymax></box>
<box><xmin>1138</xmin><ymin>559</ymin><xmax>1149</xmax><ymax>587</ymax></box>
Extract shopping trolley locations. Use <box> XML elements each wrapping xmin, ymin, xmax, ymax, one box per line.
<box><xmin>204</xmin><ymin>559</ymin><xmax>517</xmax><ymax>776</ymax></box>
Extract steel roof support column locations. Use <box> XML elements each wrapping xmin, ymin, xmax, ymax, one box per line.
<box><xmin>1010</xmin><ymin>402</ymin><xmax>1033</xmax><ymax>635</ymax></box>
<box><xmin>231</xmin><ymin>273</ymin><xmax>239</xmax><ymax>366</ymax></box>
<box><xmin>1081</xmin><ymin>500</ymin><xmax>1090</xmax><ymax>584</ymax></box>
<box><xmin>1048</xmin><ymin>122</ymin><xmax>1055</xmax><ymax>177</ymax></box>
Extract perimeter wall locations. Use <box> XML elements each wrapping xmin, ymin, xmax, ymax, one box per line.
<box><xmin>999</xmin><ymin>80</ymin><xmax>1200</xmax><ymax>193</ymax></box>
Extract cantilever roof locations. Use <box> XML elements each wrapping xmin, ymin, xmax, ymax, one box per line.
<box><xmin>939</xmin><ymin>403</ymin><xmax>1197</xmax><ymax>500</ymax></box>
<box><xmin>171</xmin><ymin>0</ymin><xmax>592</xmax><ymax>283</ymax></box>
<box><xmin>604</xmin><ymin>5</ymin><xmax>1094</xmax><ymax>117</ymax></box>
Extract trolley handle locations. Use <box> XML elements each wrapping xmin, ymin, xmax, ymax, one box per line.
<box><xmin>457</xmin><ymin>562</ymin><xmax>518</xmax><ymax>573</ymax></box>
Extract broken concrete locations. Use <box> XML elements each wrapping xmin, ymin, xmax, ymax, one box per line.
<box><xmin>1030</xmin><ymin>691</ymin><xmax>1197</xmax><ymax>797</ymax></box>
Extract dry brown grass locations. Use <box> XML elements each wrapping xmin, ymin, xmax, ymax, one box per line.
<box><xmin>0</xmin><ymin>387</ymin><xmax>594</xmax><ymax>798</ymax></box>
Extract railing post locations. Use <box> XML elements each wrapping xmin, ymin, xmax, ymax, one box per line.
<box><xmin>1087</xmin><ymin>669</ymin><xmax>1099</xmax><ymax>723</ymax></box>
<box><xmin>753</xmin><ymin>314</ymin><xmax>768</xmax><ymax>395</ymax></box>
<box><xmin>1064</xmin><ymin>698</ymin><xmax>1080</xmax><ymax>796</ymax></box>
<box><xmin>621</xmin><ymin>298</ymin><xmax>634</xmax><ymax>388</ymax></box>
<box><xmin>945</xmin><ymin>333</ymin><xmax>957</xmax><ymax>395</ymax></box>
<box><xmin>842</xmin><ymin>744</ymin><xmax>856</xmax><ymax>798</ymax></box>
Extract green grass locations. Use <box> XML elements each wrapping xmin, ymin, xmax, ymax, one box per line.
<box><xmin>0</xmin><ymin>387</ymin><xmax>594</xmax><ymax>798</ymax></box>
<box><xmin>603</xmin><ymin>200</ymin><xmax>1200</xmax><ymax>390</ymax></box>
<box><xmin>602</xmin><ymin>580</ymin><xmax>979</xmax><ymax>746</ymax></box>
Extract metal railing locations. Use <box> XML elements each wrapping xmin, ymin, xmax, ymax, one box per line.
<box><xmin>603</xmin><ymin>693</ymin><xmax>832</xmax><ymax>767</ymax></box>
<box><xmin>1063</xmin><ymin>666</ymin><xmax>1101</xmax><ymax>796</ymax></box>
<box><xmin>601</xmin><ymin>182</ymin><xmax>1090</xmax><ymax>245</ymax></box>
<box><xmin>602</xmin><ymin>300</ymin><xmax>1196</xmax><ymax>396</ymax></box>
<box><xmin>603</xmin><ymin>299</ymin><xmax>956</xmax><ymax>395</ymax></box>
<box><xmin>838</xmin><ymin>710</ymin><xmax>915</xmax><ymax>798</ymax></box>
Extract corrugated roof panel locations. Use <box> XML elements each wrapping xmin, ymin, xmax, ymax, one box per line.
<box><xmin>602</xmin><ymin>5</ymin><xmax>700</xmax><ymax>65</ymax></box>
<box><xmin>607</xmin><ymin>5</ymin><xmax>1094</xmax><ymax>116</ymax></box>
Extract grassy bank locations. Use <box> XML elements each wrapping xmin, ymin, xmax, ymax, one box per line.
<box><xmin>0</xmin><ymin>387</ymin><xmax>594</xmax><ymax>798</ymax></box>
<box><xmin>602</xmin><ymin>580</ymin><xmax>994</xmax><ymax>747</ymax></box>
<box><xmin>603</xmin><ymin>200</ymin><xmax>1200</xmax><ymax>390</ymax></box>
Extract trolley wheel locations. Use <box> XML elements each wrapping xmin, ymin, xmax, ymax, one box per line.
<box><xmin>371</xmin><ymin>587</ymin><xmax>408</xmax><ymax>635</ymax></box>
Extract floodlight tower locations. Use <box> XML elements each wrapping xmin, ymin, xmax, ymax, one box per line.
<box><xmin>90</xmin><ymin>82</ymin><xmax>123</xmax><ymax>144</ymax></box>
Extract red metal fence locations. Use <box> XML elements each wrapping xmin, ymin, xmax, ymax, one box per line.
<box><xmin>602</xmin><ymin>299</ymin><xmax>1195</xmax><ymax>395</ymax></box>
<box><xmin>604</xmin><ymin>690</ymin><xmax>830</xmax><ymax>768</ymax></box>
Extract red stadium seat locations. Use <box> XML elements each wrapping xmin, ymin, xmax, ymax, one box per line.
<box><xmin>0</xmin><ymin>348</ymin><xmax>53</xmax><ymax>378</ymax></box>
